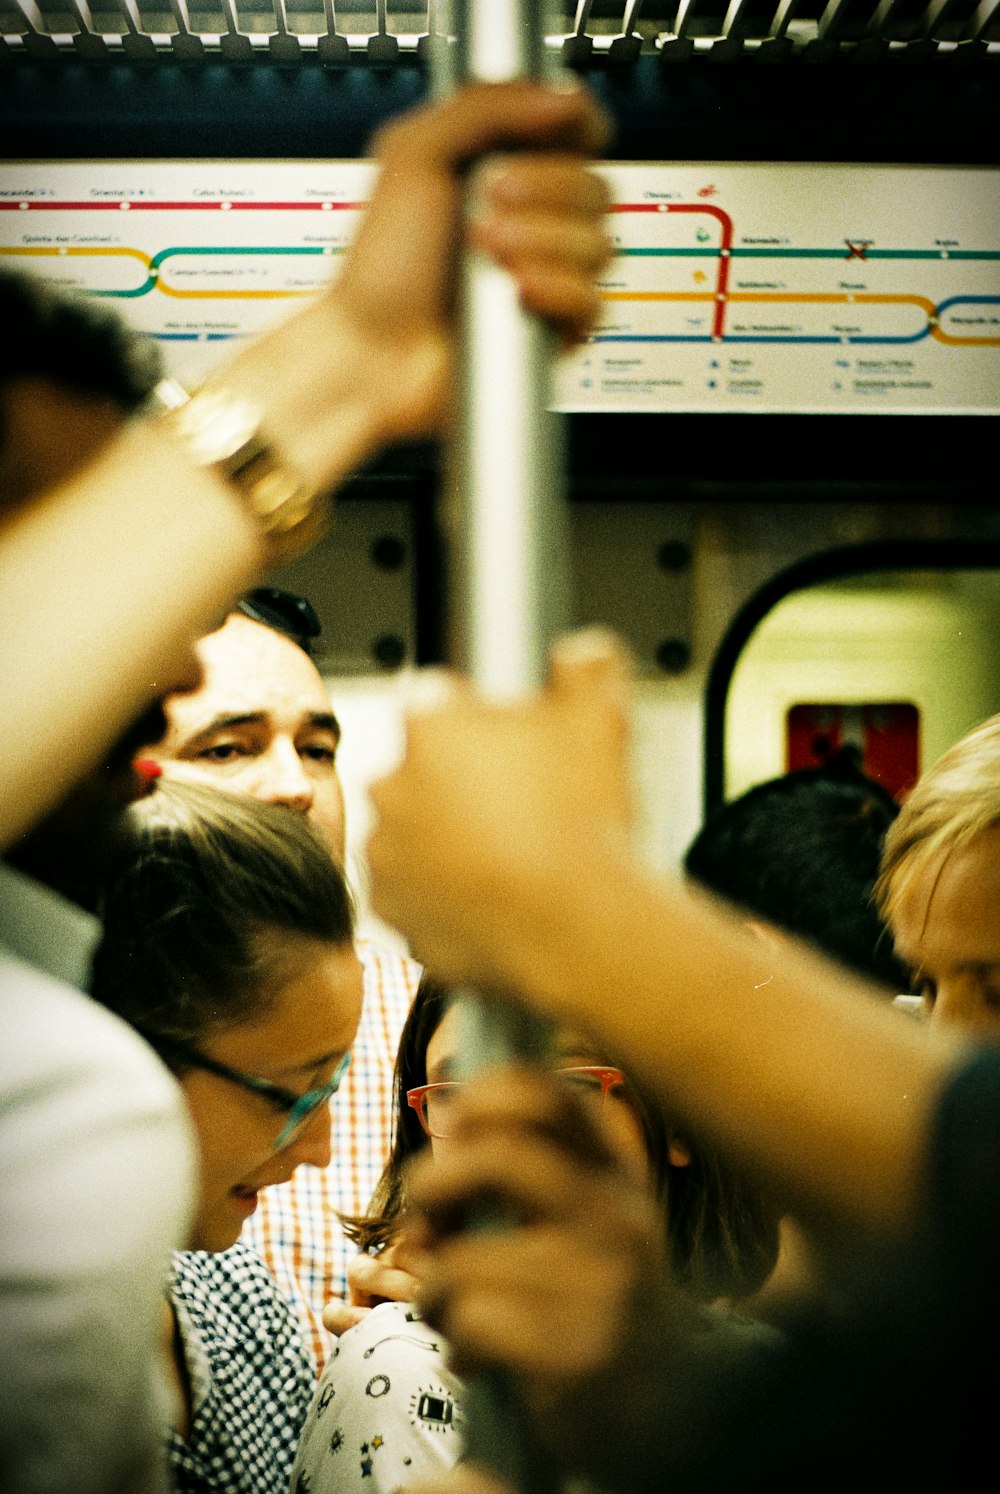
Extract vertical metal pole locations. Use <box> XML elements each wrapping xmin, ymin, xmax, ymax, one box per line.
<box><xmin>441</xmin><ymin>0</ymin><xmax>570</xmax><ymax>699</ymax></box>
<box><xmin>433</xmin><ymin>4</ymin><xmax>567</xmax><ymax>1488</ymax></box>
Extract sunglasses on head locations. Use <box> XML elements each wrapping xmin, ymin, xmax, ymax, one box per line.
<box><xmin>237</xmin><ymin>587</ymin><xmax>322</xmax><ymax>656</ymax></box>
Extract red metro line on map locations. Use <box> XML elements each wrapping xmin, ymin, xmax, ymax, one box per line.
<box><xmin>595</xmin><ymin>201</ymin><xmax>999</xmax><ymax>349</ymax></box>
<box><xmin>2</xmin><ymin>188</ymin><xmax>997</xmax><ymax>350</ymax></box>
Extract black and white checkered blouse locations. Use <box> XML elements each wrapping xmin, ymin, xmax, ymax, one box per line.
<box><xmin>167</xmin><ymin>1243</ymin><xmax>315</xmax><ymax>1494</ymax></box>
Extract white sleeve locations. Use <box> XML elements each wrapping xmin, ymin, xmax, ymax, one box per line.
<box><xmin>0</xmin><ymin>961</ymin><xmax>196</xmax><ymax>1494</ymax></box>
<box><xmin>291</xmin><ymin>1300</ymin><xmax>464</xmax><ymax>1494</ymax></box>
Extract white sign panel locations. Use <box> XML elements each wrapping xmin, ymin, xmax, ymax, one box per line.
<box><xmin>558</xmin><ymin>162</ymin><xmax>1000</xmax><ymax>415</ymax></box>
<box><xmin>2</xmin><ymin>160</ymin><xmax>997</xmax><ymax>414</ymax></box>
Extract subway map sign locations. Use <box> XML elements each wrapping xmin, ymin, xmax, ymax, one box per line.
<box><xmin>2</xmin><ymin>159</ymin><xmax>997</xmax><ymax>415</ymax></box>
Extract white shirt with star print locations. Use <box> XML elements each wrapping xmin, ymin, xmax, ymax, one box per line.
<box><xmin>290</xmin><ymin>1300</ymin><xmax>464</xmax><ymax>1494</ymax></box>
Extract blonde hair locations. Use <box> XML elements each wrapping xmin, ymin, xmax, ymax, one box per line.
<box><xmin>876</xmin><ymin>712</ymin><xmax>1000</xmax><ymax>926</ymax></box>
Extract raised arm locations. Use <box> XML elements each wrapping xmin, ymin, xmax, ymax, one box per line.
<box><xmin>0</xmin><ymin>81</ymin><xmax>610</xmax><ymax>849</ymax></box>
<box><xmin>367</xmin><ymin>634</ymin><xmax>966</xmax><ymax>1243</ymax></box>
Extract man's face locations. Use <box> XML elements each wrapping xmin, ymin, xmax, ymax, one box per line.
<box><xmin>150</xmin><ymin>613</ymin><xmax>347</xmax><ymax>862</ymax></box>
<box><xmin>890</xmin><ymin>826</ymin><xmax>1000</xmax><ymax>1043</ymax></box>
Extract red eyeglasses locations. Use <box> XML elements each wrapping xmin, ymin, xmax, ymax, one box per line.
<box><xmin>406</xmin><ymin>1065</ymin><xmax>626</xmax><ymax>1140</ymax></box>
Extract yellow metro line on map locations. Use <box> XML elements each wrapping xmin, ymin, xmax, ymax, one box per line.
<box><xmin>3</xmin><ymin>245</ymin><xmax>151</xmax><ymax>268</ymax></box>
<box><xmin>0</xmin><ymin>244</ymin><xmax>333</xmax><ymax>299</ymax></box>
<box><xmin>601</xmin><ymin>289</ymin><xmax>990</xmax><ymax>346</ymax></box>
<box><xmin>3</xmin><ymin>243</ymin><xmax>996</xmax><ymax>347</ymax></box>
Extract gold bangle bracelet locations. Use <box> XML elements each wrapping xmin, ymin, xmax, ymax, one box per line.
<box><xmin>147</xmin><ymin>377</ymin><xmax>328</xmax><ymax>564</ymax></box>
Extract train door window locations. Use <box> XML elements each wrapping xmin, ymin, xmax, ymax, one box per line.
<box><xmin>786</xmin><ymin>702</ymin><xmax>920</xmax><ymax>801</ymax></box>
<box><xmin>724</xmin><ymin>569</ymin><xmax>1000</xmax><ymax>803</ymax></box>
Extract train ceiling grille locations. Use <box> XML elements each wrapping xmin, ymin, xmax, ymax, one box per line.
<box><xmin>2</xmin><ymin>0</ymin><xmax>997</xmax><ymax>60</ymax></box>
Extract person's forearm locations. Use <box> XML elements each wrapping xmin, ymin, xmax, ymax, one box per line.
<box><xmin>0</xmin><ymin>418</ymin><xmax>267</xmax><ymax>848</ymax></box>
<box><xmin>0</xmin><ymin>287</ymin><xmax>399</xmax><ymax>853</ymax></box>
<box><xmin>508</xmin><ymin>836</ymin><xmax>963</xmax><ymax>1241</ymax></box>
<box><xmin>200</xmin><ymin>292</ymin><xmax>397</xmax><ymax>498</ymax></box>
<box><xmin>1</xmin><ymin>80</ymin><xmax>610</xmax><ymax>850</ymax></box>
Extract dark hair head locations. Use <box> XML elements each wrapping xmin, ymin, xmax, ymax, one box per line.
<box><xmin>663</xmin><ymin>1131</ymin><xmax>780</xmax><ymax>1304</ymax></box>
<box><xmin>236</xmin><ymin>587</ymin><xmax>322</xmax><ymax>658</ymax></box>
<box><xmin>0</xmin><ymin>268</ymin><xmax>162</xmax><ymax>422</ymax></box>
<box><xmin>684</xmin><ymin>752</ymin><xmax>907</xmax><ymax>990</ymax></box>
<box><xmin>90</xmin><ymin>779</ymin><xmax>354</xmax><ymax>1052</ymax></box>
<box><xmin>345</xmin><ymin>978</ymin><xmax>779</xmax><ymax>1304</ymax></box>
<box><xmin>594</xmin><ymin>1059</ymin><xmax>778</xmax><ymax>1303</ymax></box>
<box><xmin>342</xmin><ymin>975</ymin><xmax>450</xmax><ymax>1254</ymax></box>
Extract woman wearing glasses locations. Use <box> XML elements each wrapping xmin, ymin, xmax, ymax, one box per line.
<box><xmin>89</xmin><ymin>779</ymin><xmax>363</xmax><ymax>1494</ymax></box>
<box><xmin>290</xmin><ymin>976</ymin><xmax>779</xmax><ymax>1494</ymax></box>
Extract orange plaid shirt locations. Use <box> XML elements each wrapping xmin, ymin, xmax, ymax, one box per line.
<box><xmin>242</xmin><ymin>938</ymin><xmax>420</xmax><ymax>1372</ymax></box>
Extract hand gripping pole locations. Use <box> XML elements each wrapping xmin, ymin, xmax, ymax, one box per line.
<box><xmin>433</xmin><ymin>4</ymin><xmax>570</xmax><ymax>1489</ymax></box>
